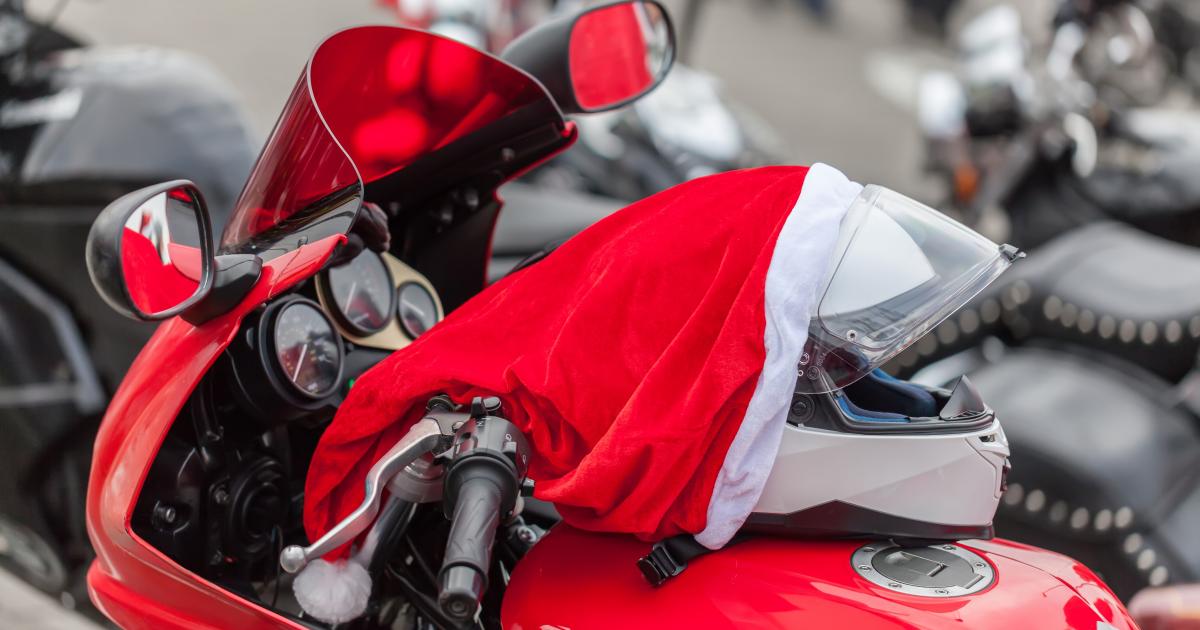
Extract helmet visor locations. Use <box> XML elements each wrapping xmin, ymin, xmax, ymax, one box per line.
<box><xmin>796</xmin><ymin>185</ymin><xmax>1019</xmax><ymax>394</ymax></box>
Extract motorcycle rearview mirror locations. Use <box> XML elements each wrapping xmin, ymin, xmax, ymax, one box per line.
<box><xmin>85</xmin><ymin>180</ymin><xmax>216</xmax><ymax>321</ymax></box>
<box><xmin>501</xmin><ymin>0</ymin><xmax>675</xmax><ymax>115</ymax></box>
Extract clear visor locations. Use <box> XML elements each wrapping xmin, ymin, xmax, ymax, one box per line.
<box><xmin>796</xmin><ymin>185</ymin><xmax>1020</xmax><ymax>394</ymax></box>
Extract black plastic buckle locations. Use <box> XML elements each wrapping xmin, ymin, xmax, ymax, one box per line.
<box><xmin>637</xmin><ymin>541</ymin><xmax>687</xmax><ymax>587</ymax></box>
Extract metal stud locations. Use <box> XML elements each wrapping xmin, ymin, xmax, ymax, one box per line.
<box><xmin>1114</xmin><ymin>507</ymin><xmax>1134</xmax><ymax>529</ymax></box>
<box><xmin>1002</xmin><ymin>287</ymin><xmax>1018</xmax><ymax>311</ymax></box>
<box><xmin>1140</xmin><ymin>322</ymin><xmax>1158</xmax><ymax>345</ymax></box>
<box><xmin>1043</xmin><ymin>296</ymin><xmax>1063</xmax><ymax>321</ymax></box>
<box><xmin>917</xmin><ymin>335</ymin><xmax>938</xmax><ymax>357</ymax></box>
<box><xmin>960</xmin><ymin>309</ymin><xmax>980</xmax><ymax>335</ymax></box>
<box><xmin>1013</xmin><ymin>281</ymin><xmax>1031</xmax><ymax>305</ymax></box>
<box><xmin>1119</xmin><ymin>319</ymin><xmax>1137</xmax><ymax>343</ymax></box>
<box><xmin>1094</xmin><ymin>509</ymin><xmax>1113</xmax><ymax>532</ymax></box>
<box><xmin>897</xmin><ymin>351</ymin><xmax>918</xmax><ymax>369</ymax></box>
<box><xmin>1124</xmin><ymin>533</ymin><xmax>1143</xmax><ymax>554</ymax></box>
<box><xmin>937</xmin><ymin>322</ymin><xmax>959</xmax><ymax>345</ymax></box>
<box><xmin>1048</xmin><ymin>500</ymin><xmax>1068</xmax><ymax>524</ymax></box>
<box><xmin>1060</xmin><ymin>303</ymin><xmax>1078</xmax><ymax>328</ymax></box>
<box><xmin>1149</xmin><ymin>566</ymin><xmax>1169</xmax><ymax>586</ymax></box>
<box><xmin>981</xmin><ymin>299</ymin><xmax>1001</xmax><ymax>324</ymax></box>
<box><xmin>1003</xmin><ymin>484</ymin><xmax>1024</xmax><ymax>507</ymax></box>
<box><xmin>1078</xmin><ymin>310</ymin><xmax>1096</xmax><ymax>334</ymax></box>
<box><xmin>1070</xmin><ymin>507</ymin><xmax>1090</xmax><ymax>530</ymax></box>
<box><xmin>1166</xmin><ymin>321</ymin><xmax>1183</xmax><ymax>344</ymax></box>
<box><xmin>1191</xmin><ymin>315</ymin><xmax>1200</xmax><ymax>338</ymax></box>
<box><xmin>1025</xmin><ymin>489</ymin><xmax>1046</xmax><ymax>513</ymax></box>
<box><xmin>1099</xmin><ymin>315</ymin><xmax>1117</xmax><ymax>339</ymax></box>
<box><xmin>1138</xmin><ymin>548</ymin><xmax>1156</xmax><ymax>571</ymax></box>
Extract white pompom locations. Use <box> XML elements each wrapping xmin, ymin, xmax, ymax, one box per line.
<box><xmin>293</xmin><ymin>558</ymin><xmax>372</xmax><ymax>624</ymax></box>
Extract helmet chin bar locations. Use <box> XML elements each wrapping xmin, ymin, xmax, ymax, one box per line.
<box><xmin>755</xmin><ymin>372</ymin><xmax>1010</xmax><ymax>541</ymax></box>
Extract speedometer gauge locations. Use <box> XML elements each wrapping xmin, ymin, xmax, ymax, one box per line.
<box><xmin>397</xmin><ymin>282</ymin><xmax>438</xmax><ymax>339</ymax></box>
<box><xmin>323</xmin><ymin>251</ymin><xmax>394</xmax><ymax>336</ymax></box>
<box><xmin>271</xmin><ymin>300</ymin><xmax>342</xmax><ymax>399</ymax></box>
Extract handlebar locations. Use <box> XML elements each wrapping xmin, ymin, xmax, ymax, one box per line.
<box><xmin>439</xmin><ymin>470</ymin><xmax>505</xmax><ymax>618</ymax></box>
<box><xmin>437</xmin><ymin>401</ymin><xmax>530</xmax><ymax>622</ymax></box>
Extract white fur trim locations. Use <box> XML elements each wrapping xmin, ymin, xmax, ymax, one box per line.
<box><xmin>694</xmin><ymin>163</ymin><xmax>862</xmax><ymax>549</ymax></box>
<box><xmin>293</xmin><ymin>558</ymin><xmax>373</xmax><ymax>624</ymax></box>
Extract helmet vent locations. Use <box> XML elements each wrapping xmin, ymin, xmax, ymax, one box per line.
<box><xmin>851</xmin><ymin>542</ymin><xmax>994</xmax><ymax>597</ymax></box>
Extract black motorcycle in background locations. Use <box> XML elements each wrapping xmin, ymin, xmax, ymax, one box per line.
<box><xmin>900</xmin><ymin>0</ymin><xmax>1200</xmax><ymax>600</ymax></box>
<box><xmin>918</xmin><ymin>1</ymin><xmax>1200</xmax><ymax>251</ymax></box>
<box><xmin>0</xmin><ymin>0</ymin><xmax>256</xmax><ymax>609</ymax></box>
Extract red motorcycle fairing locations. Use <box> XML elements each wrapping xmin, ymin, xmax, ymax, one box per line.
<box><xmin>86</xmin><ymin>235</ymin><xmax>343</xmax><ymax>630</ymax></box>
<box><xmin>85</xmin><ymin>24</ymin><xmax>573</xmax><ymax>629</ymax></box>
<box><xmin>502</xmin><ymin>526</ymin><xmax>1137</xmax><ymax>629</ymax></box>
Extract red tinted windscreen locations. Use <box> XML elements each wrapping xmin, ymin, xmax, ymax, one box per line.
<box><xmin>220</xmin><ymin>26</ymin><xmax>553</xmax><ymax>258</ymax></box>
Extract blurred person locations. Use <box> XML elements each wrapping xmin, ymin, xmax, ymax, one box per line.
<box><xmin>1130</xmin><ymin>584</ymin><xmax>1200</xmax><ymax>629</ymax></box>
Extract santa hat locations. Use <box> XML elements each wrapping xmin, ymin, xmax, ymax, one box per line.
<box><xmin>295</xmin><ymin>163</ymin><xmax>861</xmax><ymax>622</ymax></box>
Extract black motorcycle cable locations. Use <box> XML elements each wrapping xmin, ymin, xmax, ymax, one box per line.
<box><xmin>387</xmin><ymin>567</ymin><xmax>483</xmax><ymax>630</ymax></box>
<box><xmin>270</xmin><ymin>524</ymin><xmax>283</xmax><ymax>608</ymax></box>
<box><xmin>404</xmin><ymin>534</ymin><xmax>439</xmax><ymax>589</ymax></box>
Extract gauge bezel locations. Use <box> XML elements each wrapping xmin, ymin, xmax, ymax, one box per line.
<box><xmin>319</xmin><ymin>250</ymin><xmax>396</xmax><ymax>337</ymax></box>
<box><xmin>395</xmin><ymin>281</ymin><xmax>439</xmax><ymax>340</ymax></box>
<box><xmin>258</xmin><ymin>297</ymin><xmax>345</xmax><ymax>402</ymax></box>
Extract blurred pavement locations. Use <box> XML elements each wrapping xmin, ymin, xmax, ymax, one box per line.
<box><xmin>0</xmin><ymin>569</ymin><xmax>97</xmax><ymax>629</ymax></box>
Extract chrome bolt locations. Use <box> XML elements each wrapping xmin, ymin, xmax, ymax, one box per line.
<box><xmin>153</xmin><ymin>504</ymin><xmax>177</xmax><ymax>526</ymax></box>
<box><xmin>516</xmin><ymin>526</ymin><xmax>538</xmax><ymax>544</ymax></box>
<box><xmin>857</xmin><ymin>565</ymin><xmax>871</xmax><ymax>571</ymax></box>
<box><xmin>888</xmin><ymin>582</ymin><xmax>901</xmax><ymax>588</ymax></box>
<box><xmin>935</xmin><ymin>589</ymin><xmax>949</xmax><ymax>595</ymax></box>
<box><xmin>942</xmin><ymin>545</ymin><xmax>955</xmax><ymax>551</ymax></box>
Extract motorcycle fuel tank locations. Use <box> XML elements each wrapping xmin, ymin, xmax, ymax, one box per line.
<box><xmin>502</xmin><ymin>525</ymin><xmax>1135</xmax><ymax>629</ymax></box>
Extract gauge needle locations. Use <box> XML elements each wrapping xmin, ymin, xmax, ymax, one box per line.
<box><xmin>402</xmin><ymin>299</ymin><xmax>428</xmax><ymax>320</ymax></box>
<box><xmin>292</xmin><ymin>343</ymin><xmax>308</xmax><ymax>383</ymax></box>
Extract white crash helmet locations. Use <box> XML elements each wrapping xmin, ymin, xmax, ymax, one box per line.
<box><xmin>750</xmin><ymin>185</ymin><xmax>1020</xmax><ymax>541</ymax></box>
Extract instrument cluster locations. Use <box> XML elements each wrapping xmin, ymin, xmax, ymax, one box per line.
<box><xmin>226</xmin><ymin>252</ymin><xmax>443</xmax><ymax>421</ymax></box>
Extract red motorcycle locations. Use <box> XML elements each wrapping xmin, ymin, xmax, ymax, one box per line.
<box><xmin>81</xmin><ymin>2</ymin><xmax>1135</xmax><ymax>628</ymax></box>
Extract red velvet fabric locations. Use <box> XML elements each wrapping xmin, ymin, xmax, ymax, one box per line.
<box><xmin>303</xmin><ymin>167</ymin><xmax>812</xmax><ymax>556</ymax></box>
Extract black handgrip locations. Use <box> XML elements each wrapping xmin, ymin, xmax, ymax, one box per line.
<box><xmin>437</xmin><ymin>405</ymin><xmax>529</xmax><ymax>623</ymax></box>
<box><xmin>438</xmin><ymin>474</ymin><xmax>504</xmax><ymax>621</ymax></box>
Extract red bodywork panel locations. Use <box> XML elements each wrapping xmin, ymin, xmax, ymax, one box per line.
<box><xmin>86</xmin><ymin>236</ymin><xmax>343</xmax><ymax>630</ymax></box>
<box><xmin>502</xmin><ymin>526</ymin><xmax>1137</xmax><ymax>630</ymax></box>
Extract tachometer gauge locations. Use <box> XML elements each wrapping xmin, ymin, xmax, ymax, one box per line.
<box><xmin>270</xmin><ymin>300</ymin><xmax>343</xmax><ymax>399</ymax></box>
<box><xmin>397</xmin><ymin>282</ymin><xmax>438</xmax><ymax>339</ymax></box>
<box><xmin>323</xmin><ymin>251</ymin><xmax>394</xmax><ymax>336</ymax></box>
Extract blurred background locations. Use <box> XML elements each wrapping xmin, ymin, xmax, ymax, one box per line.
<box><xmin>6</xmin><ymin>0</ymin><xmax>1200</xmax><ymax>625</ymax></box>
<box><xmin>24</xmin><ymin>0</ymin><xmax>1033</xmax><ymax>194</ymax></box>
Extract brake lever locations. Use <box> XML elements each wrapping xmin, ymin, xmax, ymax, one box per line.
<box><xmin>280</xmin><ymin>417</ymin><xmax>453</xmax><ymax>573</ymax></box>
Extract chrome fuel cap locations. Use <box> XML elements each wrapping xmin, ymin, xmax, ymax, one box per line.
<box><xmin>851</xmin><ymin>542</ymin><xmax>995</xmax><ymax>597</ymax></box>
